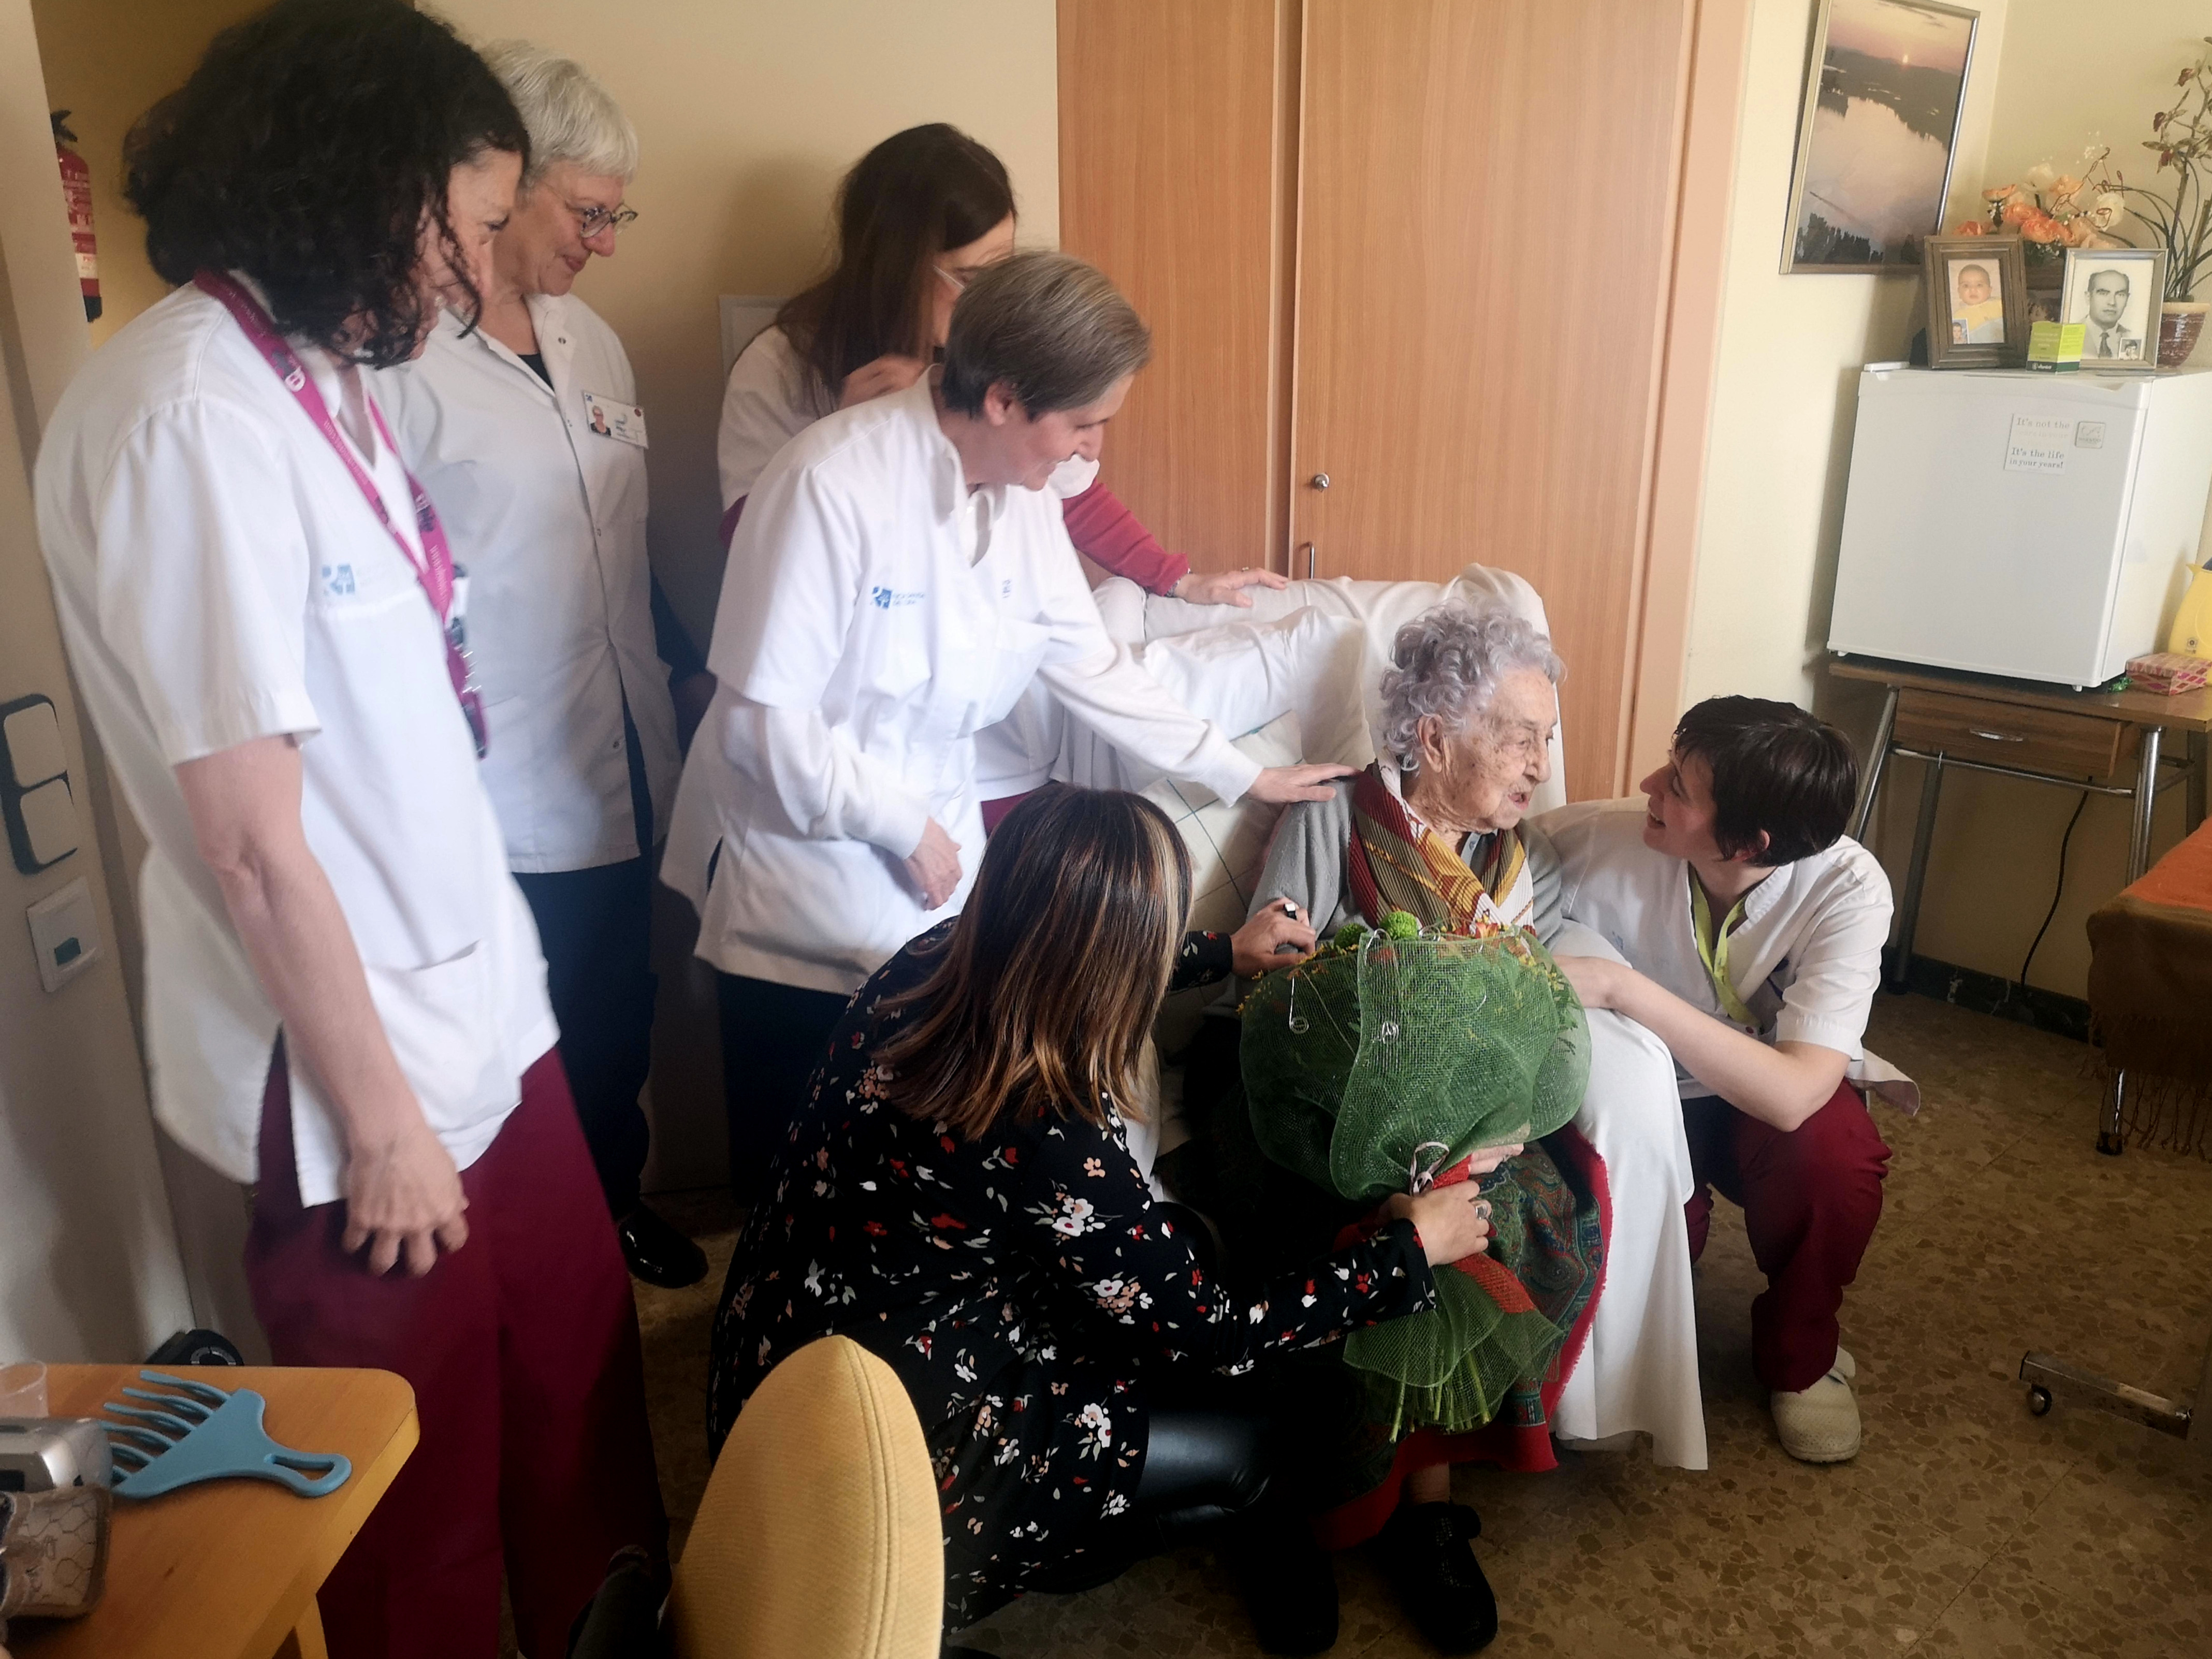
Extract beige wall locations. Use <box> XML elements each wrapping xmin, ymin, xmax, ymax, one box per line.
<box><xmin>1984</xmin><ymin>0</ymin><xmax>2212</xmax><ymax>255</ymax></box>
<box><xmin>431</xmin><ymin>0</ymin><xmax>1061</xmax><ymax>649</ymax></box>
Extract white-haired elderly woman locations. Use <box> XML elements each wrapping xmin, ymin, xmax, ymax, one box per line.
<box><xmin>1182</xmin><ymin>602</ymin><xmax>1704</xmax><ymax>1650</ymax></box>
<box><xmin>379</xmin><ymin>41</ymin><xmax>710</xmax><ymax>1288</ymax></box>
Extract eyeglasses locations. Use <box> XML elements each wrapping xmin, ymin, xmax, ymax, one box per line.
<box><xmin>571</xmin><ymin>201</ymin><xmax>639</xmax><ymax>240</ymax></box>
<box><xmin>935</xmin><ymin>263</ymin><xmax>970</xmax><ymax>294</ymax></box>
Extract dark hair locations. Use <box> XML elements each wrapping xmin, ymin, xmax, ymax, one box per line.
<box><xmin>1672</xmin><ymin>697</ymin><xmax>1857</xmax><ymax>866</ymax></box>
<box><xmin>938</xmin><ymin>251</ymin><xmax>1151</xmax><ymax>417</ymax></box>
<box><xmin>778</xmin><ymin>123</ymin><xmax>1015</xmax><ymax>405</ymax></box>
<box><xmin>125</xmin><ymin>0</ymin><xmax>528</xmax><ymax>368</ymax></box>
<box><xmin>875</xmin><ymin>786</ymin><xmax>1190</xmax><ymax>1141</ymax></box>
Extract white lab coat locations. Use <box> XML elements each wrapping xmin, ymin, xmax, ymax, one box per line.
<box><xmin>664</xmin><ymin>375</ymin><xmax>1259</xmax><ymax>995</ymax></box>
<box><xmin>34</xmin><ymin>282</ymin><xmax>555</xmax><ymax>1207</ymax></box>
<box><xmin>379</xmin><ymin>297</ymin><xmax>680</xmax><ymax>871</ymax></box>
<box><xmin>717</xmin><ymin>324</ymin><xmax>1100</xmax><ymax>798</ymax></box>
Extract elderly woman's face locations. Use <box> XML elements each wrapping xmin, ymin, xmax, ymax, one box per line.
<box><xmin>1406</xmin><ymin>667</ymin><xmax>1558</xmax><ymax>836</ymax></box>
<box><xmin>497</xmin><ymin>161</ymin><xmax>629</xmax><ymax>299</ymax></box>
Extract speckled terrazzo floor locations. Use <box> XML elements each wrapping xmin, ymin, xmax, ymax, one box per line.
<box><xmin>630</xmin><ymin>994</ymin><xmax>2212</xmax><ymax>1659</ymax></box>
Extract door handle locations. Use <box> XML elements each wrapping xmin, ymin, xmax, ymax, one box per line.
<box><xmin>1299</xmin><ymin>541</ymin><xmax>1317</xmax><ymax>579</ymax></box>
<box><xmin>1967</xmin><ymin>729</ymin><xmax>2025</xmax><ymax>744</ymax></box>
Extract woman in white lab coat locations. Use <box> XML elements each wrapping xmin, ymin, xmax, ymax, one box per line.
<box><xmin>667</xmin><ymin>252</ymin><xmax>1346</xmax><ymax>1199</ymax></box>
<box><xmin>717</xmin><ymin>122</ymin><xmax>1285</xmax><ymax>818</ymax></box>
<box><xmin>34</xmin><ymin>6</ymin><xmax>662</xmax><ymax>1652</ymax></box>
<box><xmin>380</xmin><ymin>44</ymin><xmax>709</xmax><ymax>1287</ymax></box>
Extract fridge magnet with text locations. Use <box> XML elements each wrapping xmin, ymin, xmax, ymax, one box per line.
<box><xmin>2059</xmin><ymin>248</ymin><xmax>2166</xmax><ymax>371</ymax></box>
<box><xmin>1782</xmin><ymin>0</ymin><xmax>1982</xmax><ymax>273</ymax></box>
<box><xmin>1922</xmin><ymin>234</ymin><xmax>2027</xmax><ymax>367</ymax></box>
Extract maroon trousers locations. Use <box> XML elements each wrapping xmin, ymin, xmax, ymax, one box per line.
<box><xmin>245</xmin><ymin>1046</ymin><xmax>666</xmax><ymax>1659</ymax></box>
<box><xmin>1682</xmin><ymin>1080</ymin><xmax>1893</xmax><ymax>1394</ymax></box>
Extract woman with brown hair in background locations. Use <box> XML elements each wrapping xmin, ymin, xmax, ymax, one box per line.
<box><xmin>714</xmin><ymin>122</ymin><xmax>1285</xmax><ymax>820</ymax></box>
<box><xmin>705</xmin><ymin>785</ymin><xmax>1502</xmax><ymax>1651</ymax></box>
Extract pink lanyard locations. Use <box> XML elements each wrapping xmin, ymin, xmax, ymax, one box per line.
<box><xmin>193</xmin><ymin>271</ymin><xmax>487</xmax><ymax>758</ymax></box>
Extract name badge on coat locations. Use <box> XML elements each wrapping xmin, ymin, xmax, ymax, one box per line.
<box><xmin>580</xmin><ymin>390</ymin><xmax>648</xmax><ymax>448</ymax></box>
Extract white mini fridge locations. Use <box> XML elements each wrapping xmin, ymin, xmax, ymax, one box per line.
<box><xmin>1828</xmin><ymin>366</ymin><xmax>2212</xmax><ymax>688</ymax></box>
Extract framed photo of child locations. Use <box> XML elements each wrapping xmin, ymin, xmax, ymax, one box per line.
<box><xmin>1920</xmin><ymin>234</ymin><xmax>2028</xmax><ymax>368</ymax></box>
<box><xmin>2060</xmin><ymin>248</ymin><xmax>2166</xmax><ymax>371</ymax></box>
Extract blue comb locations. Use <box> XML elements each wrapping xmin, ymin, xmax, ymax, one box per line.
<box><xmin>98</xmin><ymin>1369</ymin><xmax>351</xmax><ymax>1500</ymax></box>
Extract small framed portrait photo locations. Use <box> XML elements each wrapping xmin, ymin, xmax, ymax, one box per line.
<box><xmin>1922</xmin><ymin>235</ymin><xmax>2027</xmax><ymax>369</ymax></box>
<box><xmin>2061</xmin><ymin>248</ymin><xmax>2167</xmax><ymax>370</ymax></box>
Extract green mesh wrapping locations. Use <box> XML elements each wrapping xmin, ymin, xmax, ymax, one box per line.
<box><xmin>1241</xmin><ymin>923</ymin><xmax>1591</xmax><ymax>1434</ymax></box>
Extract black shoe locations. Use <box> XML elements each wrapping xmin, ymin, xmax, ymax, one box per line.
<box><xmin>617</xmin><ymin>1204</ymin><xmax>708</xmax><ymax>1288</ymax></box>
<box><xmin>1218</xmin><ymin>1507</ymin><xmax>1340</xmax><ymax>1655</ymax></box>
<box><xmin>1372</xmin><ymin>1501</ymin><xmax>1496</xmax><ymax>1654</ymax></box>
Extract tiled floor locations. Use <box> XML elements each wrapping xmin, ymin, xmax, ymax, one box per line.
<box><xmin>633</xmin><ymin>994</ymin><xmax>2212</xmax><ymax>1658</ymax></box>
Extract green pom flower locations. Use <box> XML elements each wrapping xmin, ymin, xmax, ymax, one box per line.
<box><xmin>1333</xmin><ymin>921</ymin><xmax>1370</xmax><ymax>951</ymax></box>
<box><xmin>1382</xmin><ymin>909</ymin><xmax>1422</xmax><ymax>941</ymax></box>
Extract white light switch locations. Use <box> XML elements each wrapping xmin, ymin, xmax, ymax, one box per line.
<box><xmin>19</xmin><ymin>777</ymin><xmax>79</xmax><ymax>866</ymax></box>
<box><xmin>26</xmin><ymin>877</ymin><xmax>99</xmax><ymax>993</ymax></box>
<box><xmin>2</xmin><ymin>700</ymin><xmax>66</xmax><ymax>788</ymax></box>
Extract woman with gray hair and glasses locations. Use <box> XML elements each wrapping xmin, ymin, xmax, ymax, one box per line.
<box><xmin>663</xmin><ymin>251</ymin><xmax>1346</xmax><ymax>1202</ymax></box>
<box><xmin>1177</xmin><ymin>601</ymin><xmax>1705</xmax><ymax>1651</ymax></box>
<box><xmin>379</xmin><ymin>41</ymin><xmax>711</xmax><ymax>1287</ymax></box>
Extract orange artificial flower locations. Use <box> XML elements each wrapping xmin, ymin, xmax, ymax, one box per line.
<box><xmin>2022</xmin><ymin>212</ymin><xmax>2067</xmax><ymax>243</ymax></box>
<box><xmin>1983</xmin><ymin>183</ymin><xmax>2019</xmax><ymax>202</ymax></box>
<box><xmin>1954</xmin><ymin>220</ymin><xmax>1988</xmax><ymax>235</ymax></box>
<box><xmin>2002</xmin><ymin>199</ymin><xmax>2035</xmax><ymax>226</ymax></box>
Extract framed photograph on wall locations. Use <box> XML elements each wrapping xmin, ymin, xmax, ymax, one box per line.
<box><xmin>2060</xmin><ymin>248</ymin><xmax>2167</xmax><ymax>370</ymax></box>
<box><xmin>1782</xmin><ymin>0</ymin><xmax>1981</xmax><ymax>274</ymax></box>
<box><xmin>1921</xmin><ymin>235</ymin><xmax>2027</xmax><ymax>367</ymax></box>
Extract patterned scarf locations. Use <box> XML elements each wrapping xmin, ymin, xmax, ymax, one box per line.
<box><xmin>1345</xmin><ymin>763</ymin><xmax>1533</xmax><ymax>933</ymax></box>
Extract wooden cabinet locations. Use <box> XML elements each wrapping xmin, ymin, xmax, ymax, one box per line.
<box><xmin>1058</xmin><ymin>0</ymin><xmax>1749</xmax><ymax>799</ymax></box>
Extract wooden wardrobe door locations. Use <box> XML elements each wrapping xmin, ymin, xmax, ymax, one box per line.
<box><xmin>1291</xmin><ymin>0</ymin><xmax>1693</xmax><ymax>800</ymax></box>
<box><xmin>1057</xmin><ymin>0</ymin><xmax>1291</xmax><ymax>567</ymax></box>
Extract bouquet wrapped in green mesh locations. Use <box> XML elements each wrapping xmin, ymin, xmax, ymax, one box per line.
<box><xmin>1241</xmin><ymin>914</ymin><xmax>1592</xmax><ymax>1434</ymax></box>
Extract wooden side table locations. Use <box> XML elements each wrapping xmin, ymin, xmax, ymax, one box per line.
<box><xmin>1831</xmin><ymin>655</ymin><xmax>2212</xmax><ymax>984</ymax></box>
<box><xmin>11</xmin><ymin>1366</ymin><xmax>416</xmax><ymax>1659</ymax></box>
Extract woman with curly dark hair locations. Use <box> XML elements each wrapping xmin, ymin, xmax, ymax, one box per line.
<box><xmin>33</xmin><ymin>3</ymin><xmax>664</xmax><ymax>1654</ymax></box>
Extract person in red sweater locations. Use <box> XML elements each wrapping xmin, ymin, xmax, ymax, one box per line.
<box><xmin>714</xmin><ymin>123</ymin><xmax>1282</xmax><ymax>820</ymax></box>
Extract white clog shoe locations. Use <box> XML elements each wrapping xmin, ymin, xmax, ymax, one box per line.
<box><xmin>1771</xmin><ymin>1346</ymin><xmax>1860</xmax><ymax>1463</ymax></box>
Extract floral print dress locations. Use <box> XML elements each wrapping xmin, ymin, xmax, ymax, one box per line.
<box><xmin>706</xmin><ymin>922</ymin><xmax>1438</xmax><ymax>1625</ymax></box>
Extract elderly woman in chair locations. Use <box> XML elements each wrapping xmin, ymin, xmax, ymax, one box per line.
<box><xmin>1178</xmin><ymin>601</ymin><xmax>1702</xmax><ymax>1652</ymax></box>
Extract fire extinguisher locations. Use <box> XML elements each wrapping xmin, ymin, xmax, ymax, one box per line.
<box><xmin>52</xmin><ymin>111</ymin><xmax>100</xmax><ymax>324</ymax></box>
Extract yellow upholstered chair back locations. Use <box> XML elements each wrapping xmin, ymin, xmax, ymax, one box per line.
<box><xmin>667</xmin><ymin>1335</ymin><xmax>943</xmax><ymax>1659</ymax></box>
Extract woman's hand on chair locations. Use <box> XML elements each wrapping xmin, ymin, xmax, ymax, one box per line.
<box><xmin>1231</xmin><ymin>898</ymin><xmax>1316</xmax><ymax>977</ymax></box>
<box><xmin>1387</xmin><ymin>1185</ymin><xmax>1494</xmax><ymax>1267</ymax></box>
<box><xmin>1172</xmin><ymin>567</ymin><xmax>1291</xmax><ymax>607</ymax></box>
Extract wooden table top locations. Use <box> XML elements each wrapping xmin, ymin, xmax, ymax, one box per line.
<box><xmin>1828</xmin><ymin>653</ymin><xmax>2212</xmax><ymax>735</ymax></box>
<box><xmin>11</xmin><ymin>1366</ymin><xmax>416</xmax><ymax>1659</ymax></box>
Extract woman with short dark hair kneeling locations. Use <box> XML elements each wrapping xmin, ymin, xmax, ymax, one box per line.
<box><xmin>706</xmin><ymin>786</ymin><xmax>1498</xmax><ymax>1652</ymax></box>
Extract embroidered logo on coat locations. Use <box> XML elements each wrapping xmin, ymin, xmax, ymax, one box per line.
<box><xmin>320</xmin><ymin>563</ymin><xmax>356</xmax><ymax>597</ymax></box>
<box><xmin>870</xmin><ymin>586</ymin><xmax>925</xmax><ymax>609</ymax></box>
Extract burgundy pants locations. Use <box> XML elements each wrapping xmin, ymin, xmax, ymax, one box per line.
<box><xmin>1682</xmin><ymin>1080</ymin><xmax>1892</xmax><ymax>1394</ymax></box>
<box><xmin>245</xmin><ymin>1045</ymin><xmax>666</xmax><ymax>1659</ymax></box>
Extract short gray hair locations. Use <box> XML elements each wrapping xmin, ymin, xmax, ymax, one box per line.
<box><xmin>1379</xmin><ymin>603</ymin><xmax>1564</xmax><ymax>773</ymax></box>
<box><xmin>481</xmin><ymin>41</ymin><xmax>638</xmax><ymax>186</ymax></box>
<box><xmin>940</xmin><ymin>251</ymin><xmax>1151</xmax><ymax>417</ymax></box>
